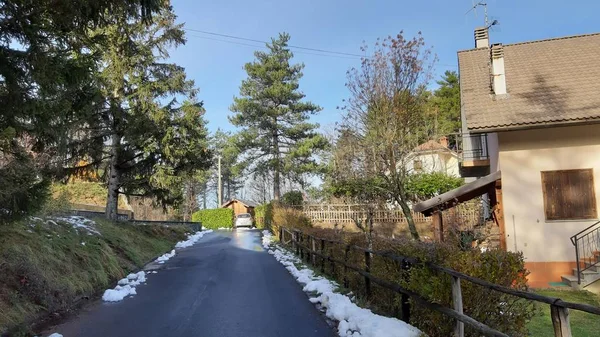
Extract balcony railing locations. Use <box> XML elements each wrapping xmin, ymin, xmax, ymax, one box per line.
<box><xmin>448</xmin><ymin>133</ymin><xmax>490</xmax><ymax>167</ymax></box>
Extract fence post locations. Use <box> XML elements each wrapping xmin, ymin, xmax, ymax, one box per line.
<box><xmin>330</xmin><ymin>242</ymin><xmax>336</xmax><ymax>275</ymax></box>
<box><xmin>311</xmin><ymin>236</ymin><xmax>316</xmax><ymax>265</ymax></box>
<box><xmin>343</xmin><ymin>245</ymin><xmax>351</xmax><ymax>288</ymax></box>
<box><xmin>551</xmin><ymin>305</ymin><xmax>572</xmax><ymax>337</ymax></box>
<box><xmin>279</xmin><ymin>227</ymin><xmax>283</xmax><ymax>242</ymax></box>
<box><xmin>320</xmin><ymin>239</ymin><xmax>326</xmax><ymax>273</ymax></box>
<box><xmin>401</xmin><ymin>258</ymin><xmax>411</xmax><ymax>323</ymax></box>
<box><xmin>451</xmin><ymin>276</ymin><xmax>464</xmax><ymax>337</ymax></box>
<box><xmin>299</xmin><ymin>233</ymin><xmax>304</xmax><ymax>260</ymax></box>
<box><xmin>364</xmin><ymin>250</ymin><xmax>372</xmax><ymax>299</ymax></box>
<box><xmin>294</xmin><ymin>231</ymin><xmax>299</xmax><ymax>256</ymax></box>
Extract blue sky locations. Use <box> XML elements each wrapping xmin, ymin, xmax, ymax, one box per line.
<box><xmin>169</xmin><ymin>0</ymin><xmax>599</xmax><ymax>134</ymax></box>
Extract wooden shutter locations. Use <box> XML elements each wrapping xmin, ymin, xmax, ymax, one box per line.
<box><xmin>541</xmin><ymin>169</ymin><xmax>597</xmax><ymax>220</ymax></box>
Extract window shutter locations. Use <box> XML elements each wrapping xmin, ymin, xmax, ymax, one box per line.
<box><xmin>541</xmin><ymin>169</ymin><xmax>597</xmax><ymax>221</ymax></box>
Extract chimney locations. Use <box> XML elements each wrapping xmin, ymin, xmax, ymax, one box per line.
<box><xmin>474</xmin><ymin>27</ymin><xmax>489</xmax><ymax>48</ymax></box>
<box><xmin>491</xmin><ymin>43</ymin><xmax>507</xmax><ymax>95</ymax></box>
<box><xmin>438</xmin><ymin>136</ymin><xmax>449</xmax><ymax>148</ymax></box>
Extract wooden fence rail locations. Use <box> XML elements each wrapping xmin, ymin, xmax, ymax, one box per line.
<box><xmin>278</xmin><ymin>227</ymin><xmax>600</xmax><ymax>337</ymax></box>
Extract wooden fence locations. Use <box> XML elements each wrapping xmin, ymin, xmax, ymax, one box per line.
<box><xmin>279</xmin><ymin>226</ymin><xmax>600</xmax><ymax>337</ymax></box>
<box><xmin>302</xmin><ymin>203</ymin><xmax>484</xmax><ymax>227</ymax></box>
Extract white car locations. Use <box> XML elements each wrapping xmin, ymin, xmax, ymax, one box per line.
<box><xmin>234</xmin><ymin>213</ymin><xmax>253</xmax><ymax>228</ymax></box>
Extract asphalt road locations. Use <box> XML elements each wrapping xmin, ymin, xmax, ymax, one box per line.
<box><xmin>46</xmin><ymin>229</ymin><xmax>335</xmax><ymax>337</ymax></box>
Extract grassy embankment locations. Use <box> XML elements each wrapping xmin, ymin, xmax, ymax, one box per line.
<box><xmin>0</xmin><ymin>214</ymin><xmax>188</xmax><ymax>335</ymax></box>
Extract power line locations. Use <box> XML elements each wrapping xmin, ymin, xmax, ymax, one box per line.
<box><xmin>186</xmin><ymin>34</ymin><xmax>362</xmax><ymax>60</ymax></box>
<box><xmin>183</xmin><ymin>28</ymin><xmax>365</xmax><ymax>58</ymax></box>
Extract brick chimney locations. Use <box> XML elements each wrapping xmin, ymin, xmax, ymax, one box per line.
<box><xmin>474</xmin><ymin>27</ymin><xmax>489</xmax><ymax>48</ymax></box>
<box><xmin>438</xmin><ymin>136</ymin><xmax>449</xmax><ymax>148</ymax></box>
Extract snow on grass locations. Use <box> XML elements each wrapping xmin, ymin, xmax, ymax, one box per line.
<box><xmin>175</xmin><ymin>229</ymin><xmax>213</xmax><ymax>248</ymax></box>
<box><xmin>156</xmin><ymin>249</ymin><xmax>175</xmax><ymax>264</ymax></box>
<box><xmin>48</xmin><ymin>333</ymin><xmax>63</xmax><ymax>337</ymax></box>
<box><xmin>52</xmin><ymin>216</ymin><xmax>101</xmax><ymax>235</ymax></box>
<box><xmin>264</xmin><ymin>237</ymin><xmax>421</xmax><ymax>337</ymax></box>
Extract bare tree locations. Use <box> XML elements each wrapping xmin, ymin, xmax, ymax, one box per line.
<box><xmin>336</xmin><ymin>32</ymin><xmax>436</xmax><ymax>241</ymax></box>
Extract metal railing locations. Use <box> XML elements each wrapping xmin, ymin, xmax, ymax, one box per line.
<box><xmin>458</xmin><ymin>133</ymin><xmax>489</xmax><ymax>162</ymax></box>
<box><xmin>570</xmin><ymin>220</ymin><xmax>600</xmax><ymax>285</ymax></box>
<box><xmin>280</xmin><ymin>226</ymin><xmax>600</xmax><ymax>337</ymax></box>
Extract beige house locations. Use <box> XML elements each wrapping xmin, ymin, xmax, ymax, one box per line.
<box><xmin>415</xmin><ymin>29</ymin><xmax>600</xmax><ymax>288</ymax></box>
<box><xmin>460</xmin><ymin>30</ymin><xmax>600</xmax><ymax>288</ymax></box>
<box><xmin>406</xmin><ymin>137</ymin><xmax>460</xmax><ymax>177</ymax></box>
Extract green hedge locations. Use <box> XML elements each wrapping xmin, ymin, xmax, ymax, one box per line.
<box><xmin>254</xmin><ymin>203</ymin><xmax>273</xmax><ymax>230</ymax></box>
<box><xmin>192</xmin><ymin>208</ymin><xmax>234</xmax><ymax>229</ymax></box>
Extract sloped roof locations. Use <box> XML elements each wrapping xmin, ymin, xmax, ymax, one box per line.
<box><xmin>412</xmin><ymin>140</ymin><xmax>458</xmax><ymax>157</ymax></box>
<box><xmin>458</xmin><ymin>33</ymin><xmax>600</xmax><ymax>132</ymax></box>
<box><xmin>221</xmin><ymin>198</ymin><xmax>257</xmax><ymax>208</ymax></box>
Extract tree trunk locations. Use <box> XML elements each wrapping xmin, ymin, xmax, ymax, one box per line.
<box><xmin>273</xmin><ymin>128</ymin><xmax>281</xmax><ymax>201</ymax></box>
<box><xmin>106</xmin><ymin>132</ymin><xmax>120</xmax><ymax>221</ymax></box>
<box><xmin>397</xmin><ymin>196</ymin><xmax>420</xmax><ymax>241</ymax></box>
<box><xmin>202</xmin><ymin>184</ymin><xmax>207</xmax><ymax>209</ymax></box>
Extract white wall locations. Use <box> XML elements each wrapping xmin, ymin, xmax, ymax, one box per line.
<box><xmin>499</xmin><ymin>124</ymin><xmax>600</xmax><ymax>262</ymax></box>
<box><xmin>406</xmin><ymin>151</ymin><xmax>460</xmax><ymax>177</ymax></box>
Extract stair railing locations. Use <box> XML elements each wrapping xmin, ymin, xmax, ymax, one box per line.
<box><xmin>570</xmin><ymin>220</ymin><xmax>600</xmax><ymax>285</ymax></box>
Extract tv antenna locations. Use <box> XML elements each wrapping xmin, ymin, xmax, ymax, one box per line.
<box><xmin>466</xmin><ymin>1</ymin><xmax>499</xmax><ymax>29</ymax></box>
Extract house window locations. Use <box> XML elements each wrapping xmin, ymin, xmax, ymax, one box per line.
<box><xmin>541</xmin><ymin>169</ymin><xmax>597</xmax><ymax>221</ymax></box>
<box><xmin>413</xmin><ymin>159</ymin><xmax>423</xmax><ymax>172</ymax></box>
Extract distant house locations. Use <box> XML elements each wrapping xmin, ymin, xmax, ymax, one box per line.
<box><xmin>415</xmin><ymin>29</ymin><xmax>600</xmax><ymax>288</ymax></box>
<box><xmin>407</xmin><ymin>137</ymin><xmax>460</xmax><ymax>177</ymax></box>
<box><xmin>221</xmin><ymin>198</ymin><xmax>257</xmax><ymax>217</ymax></box>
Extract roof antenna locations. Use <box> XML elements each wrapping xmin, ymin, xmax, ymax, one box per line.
<box><xmin>465</xmin><ymin>1</ymin><xmax>500</xmax><ymax>30</ymax></box>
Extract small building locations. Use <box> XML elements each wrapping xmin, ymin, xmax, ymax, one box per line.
<box><xmin>407</xmin><ymin>137</ymin><xmax>460</xmax><ymax>177</ymax></box>
<box><xmin>221</xmin><ymin>198</ymin><xmax>257</xmax><ymax>217</ymax></box>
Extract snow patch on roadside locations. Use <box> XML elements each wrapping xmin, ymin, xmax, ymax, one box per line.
<box><xmin>101</xmin><ymin>229</ymin><xmax>212</xmax><ymax>302</ymax></box>
<box><xmin>102</xmin><ymin>271</ymin><xmax>146</xmax><ymax>302</ymax></box>
<box><xmin>48</xmin><ymin>333</ymin><xmax>63</xmax><ymax>337</ymax></box>
<box><xmin>156</xmin><ymin>249</ymin><xmax>175</xmax><ymax>264</ymax></box>
<box><xmin>264</xmin><ymin>236</ymin><xmax>421</xmax><ymax>337</ymax></box>
<box><xmin>262</xmin><ymin>230</ymin><xmax>273</xmax><ymax>248</ymax></box>
<box><xmin>175</xmin><ymin>229</ymin><xmax>213</xmax><ymax>248</ymax></box>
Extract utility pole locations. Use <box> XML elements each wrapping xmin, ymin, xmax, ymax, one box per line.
<box><xmin>217</xmin><ymin>155</ymin><xmax>222</xmax><ymax>207</ymax></box>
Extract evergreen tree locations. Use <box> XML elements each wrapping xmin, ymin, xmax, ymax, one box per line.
<box><xmin>0</xmin><ymin>0</ymin><xmax>162</xmax><ymax>222</ymax></box>
<box><xmin>78</xmin><ymin>6</ymin><xmax>211</xmax><ymax>220</ymax></box>
<box><xmin>230</xmin><ymin>33</ymin><xmax>328</xmax><ymax>201</ymax></box>
<box><xmin>431</xmin><ymin>71</ymin><xmax>461</xmax><ymax>135</ymax></box>
<box><xmin>210</xmin><ymin>129</ymin><xmax>245</xmax><ymax>202</ymax></box>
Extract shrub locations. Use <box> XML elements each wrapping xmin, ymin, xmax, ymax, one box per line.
<box><xmin>271</xmin><ymin>204</ymin><xmax>312</xmax><ymax>239</ymax></box>
<box><xmin>281</xmin><ymin>190</ymin><xmax>303</xmax><ymax>206</ymax></box>
<box><xmin>192</xmin><ymin>208</ymin><xmax>234</xmax><ymax>229</ymax></box>
<box><xmin>283</xmin><ymin>226</ymin><xmax>535</xmax><ymax>337</ymax></box>
<box><xmin>255</xmin><ymin>202</ymin><xmax>273</xmax><ymax>230</ymax></box>
<box><xmin>405</xmin><ymin>172</ymin><xmax>464</xmax><ymax>202</ymax></box>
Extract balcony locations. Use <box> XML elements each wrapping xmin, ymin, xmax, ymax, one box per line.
<box><xmin>448</xmin><ymin>133</ymin><xmax>490</xmax><ymax>177</ymax></box>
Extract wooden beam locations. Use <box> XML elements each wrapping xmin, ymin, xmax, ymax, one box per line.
<box><xmin>452</xmin><ymin>276</ymin><xmax>465</xmax><ymax>337</ymax></box>
<box><xmin>433</xmin><ymin>211</ymin><xmax>444</xmax><ymax>242</ymax></box>
<box><xmin>494</xmin><ymin>179</ymin><xmax>507</xmax><ymax>251</ymax></box>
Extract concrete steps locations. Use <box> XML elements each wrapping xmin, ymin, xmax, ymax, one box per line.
<box><xmin>561</xmin><ymin>260</ymin><xmax>600</xmax><ymax>289</ymax></box>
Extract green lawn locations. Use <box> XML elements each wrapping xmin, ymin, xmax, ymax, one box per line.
<box><xmin>528</xmin><ymin>289</ymin><xmax>600</xmax><ymax>336</ymax></box>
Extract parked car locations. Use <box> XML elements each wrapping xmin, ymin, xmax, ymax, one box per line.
<box><xmin>234</xmin><ymin>213</ymin><xmax>253</xmax><ymax>228</ymax></box>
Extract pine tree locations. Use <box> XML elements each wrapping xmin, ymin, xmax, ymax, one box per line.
<box><xmin>210</xmin><ymin>129</ymin><xmax>245</xmax><ymax>202</ymax></box>
<box><xmin>431</xmin><ymin>71</ymin><xmax>461</xmax><ymax>135</ymax></box>
<box><xmin>230</xmin><ymin>33</ymin><xmax>328</xmax><ymax>201</ymax></box>
<box><xmin>0</xmin><ymin>0</ymin><xmax>162</xmax><ymax>222</ymax></box>
<box><xmin>78</xmin><ymin>6</ymin><xmax>211</xmax><ymax>220</ymax></box>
